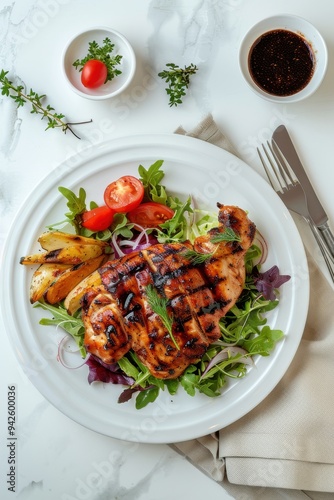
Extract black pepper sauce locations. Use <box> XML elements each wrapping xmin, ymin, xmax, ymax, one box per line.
<box><xmin>248</xmin><ymin>29</ymin><xmax>315</xmax><ymax>96</ymax></box>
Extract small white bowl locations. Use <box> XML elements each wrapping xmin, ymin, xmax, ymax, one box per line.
<box><xmin>239</xmin><ymin>15</ymin><xmax>328</xmax><ymax>103</ymax></box>
<box><xmin>62</xmin><ymin>27</ymin><xmax>136</xmax><ymax>100</ymax></box>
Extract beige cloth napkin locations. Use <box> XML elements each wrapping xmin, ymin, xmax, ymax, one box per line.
<box><xmin>173</xmin><ymin>114</ymin><xmax>334</xmax><ymax>495</ymax></box>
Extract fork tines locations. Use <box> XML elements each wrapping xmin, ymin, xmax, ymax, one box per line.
<box><xmin>257</xmin><ymin>140</ymin><xmax>297</xmax><ymax>193</ymax></box>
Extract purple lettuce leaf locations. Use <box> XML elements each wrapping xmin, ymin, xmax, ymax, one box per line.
<box><xmin>253</xmin><ymin>265</ymin><xmax>291</xmax><ymax>301</ymax></box>
<box><xmin>85</xmin><ymin>355</ymin><xmax>134</xmax><ymax>386</ymax></box>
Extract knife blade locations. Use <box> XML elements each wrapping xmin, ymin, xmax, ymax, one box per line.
<box><xmin>272</xmin><ymin>124</ymin><xmax>334</xmax><ymax>260</ymax></box>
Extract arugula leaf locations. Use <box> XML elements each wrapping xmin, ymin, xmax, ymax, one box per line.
<box><xmin>245</xmin><ymin>244</ymin><xmax>262</xmax><ymax>274</ymax></box>
<box><xmin>138</xmin><ymin>160</ymin><xmax>168</xmax><ymax>203</ymax></box>
<box><xmin>156</xmin><ymin>196</ymin><xmax>193</xmax><ymax>243</ymax></box>
<box><xmin>180</xmin><ymin>365</ymin><xmax>199</xmax><ymax>396</ymax></box>
<box><xmin>34</xmin><ymin>300</ymin><xmax>86</xmax><ymax>357</ymax></box>
<box><xmin>52</xmin><ymin>186</ymin><xmax>87</xmax><ymax>233</ymax></box>
<box><xmin>110</xmin><ymin>213</ymin><xmax>133</xmax><ymax>238</ymax></box>
<box><xmin>135</xmin><ymin>386</ymin><xmax>160</xmax><ymax>409</ymax></box>
<box><xmin>241</xmin><ymin>326</ymin><xmax>284</xmax><ymax>356</ymax></box>
<box><xmin>164</xmin><ymin>378</ymin><xmax>179</xmax><ymax>395</ymax></box>
<box><xmin>117</xmin><ymin>356</ymin><xmax>140</xmax><ymax>380</ymax></box>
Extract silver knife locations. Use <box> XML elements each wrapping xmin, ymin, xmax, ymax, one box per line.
<box><xmin>272</xmin><ymin>124</ymin><xmax>334</xmax><ymax>260</ymax></box>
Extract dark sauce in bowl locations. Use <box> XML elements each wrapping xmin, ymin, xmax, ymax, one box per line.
<box><xmin>248</xmin><ymin>29</ymin><xmax>315</xmax><ymax>96</ymax></box>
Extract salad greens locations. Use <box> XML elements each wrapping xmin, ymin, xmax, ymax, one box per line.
<box><xmin>35</xmin><ymin>299</ymin><xmax>86</xmax><ymax>357</ymax></box>
<box><xmin>36</xmin><ymin>159</ymin><xmax>290</xmax><ymax>410</ymax></box>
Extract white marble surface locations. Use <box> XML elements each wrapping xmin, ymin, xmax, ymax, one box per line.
<box><xmin>1</xmin><ymin>1</ymin><xmax>334</xmax><ymax>499</ymax></box>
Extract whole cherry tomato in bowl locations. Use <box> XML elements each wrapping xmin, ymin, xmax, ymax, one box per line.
<box><xmin>81</xmin><ymin>59</ymin><xmax>108</xmax><ymax>89</ymax></box>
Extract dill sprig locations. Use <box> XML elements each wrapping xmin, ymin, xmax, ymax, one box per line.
<box><xmin>145</xmin><ymin>285</ymin><xmax>179</xmax><ymax>350</ymax></box>
<box><xmin>210</xmin><ymin>227</ymin><xmax>241</xmax><ymax>243</ymax></box>
<box><xmin>183</xmin><ymin>249</ymin><xmax>214</xmax><ymax>265</ymax></box>
<box><xmin>183</xmin><ymin>228</ymin><xmax>241</xmax><ymax>265</ymax></box>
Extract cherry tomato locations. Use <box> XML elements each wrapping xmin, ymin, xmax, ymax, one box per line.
<box><xmin>81</xmin><ymin>59</ymin><xmax>108</xmax><ymax>89</ymax></box>
<box><xmin>127</xmin><ymin>202</ymin><xmax>174</xmax><ymax>228</ymax></box>
<box><xmin>104</xmin><ymin>176</ymin><xmax>144</xmax><ymax>213</ymax></box>
<box><xmin>81</xmin><ymin>205</ymin><xmax>114</xmax><ymax>232</ymax></box>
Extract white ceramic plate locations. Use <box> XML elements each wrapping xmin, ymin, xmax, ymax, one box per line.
<box><xmin>1</xmin><ymin>134</ymin><xmax>309</xmax><ymax>443</ymax></box>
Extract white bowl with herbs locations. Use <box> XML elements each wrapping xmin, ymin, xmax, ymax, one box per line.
<box><xmin>62</xmin><ymin>27</ymin><xmax>136</xmax><ymax>100</ymax></box>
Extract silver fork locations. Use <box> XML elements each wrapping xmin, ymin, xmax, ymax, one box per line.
<box><xmin>257</xmin><ymin>141</ymin><xmax>334</xmax><ymax>283</ymax></box>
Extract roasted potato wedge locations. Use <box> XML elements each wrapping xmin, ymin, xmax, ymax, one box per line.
<box><xmin>64</xmin><ymin>269</ymin><xmax>103</xmax><ymax>315</ymax></box>
<box><xmin>44</xmin><ymin>255</ymin><xmax>106</xmax><ymax>305</ymax></box>
<box><xmin>30</xmin><ymin>263</ymin><xmax>72</xmax><ymax>304</ymax></box>
<box><xmin>20</xmin><ymin>244</ymin><xmax>104</xmax><ymax>266</ymax></box>
<box><xmin>38</xmin><ymin>231</ymin><xmax>108</xmax><ymax>251</ymax></box>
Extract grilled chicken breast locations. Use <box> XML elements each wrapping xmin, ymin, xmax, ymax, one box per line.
<box><xmin>82</xmin><ymin>204</ymin><xmax>256</xmax><ymax>379</ymax></box>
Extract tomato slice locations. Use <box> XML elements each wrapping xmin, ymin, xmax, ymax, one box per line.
<box><xmin>127</xmin><ymin>202</ymin><xmax>174</xmax><ymax>228</ymax></box>
<box><xmin>81</xmin><ymin>59</ymin><xmax>108</xmax><ymax>89</ymax></box>
<box><xmin>104</xmin><ymin>176</ymin><xmax>144</xmax><ymax>213</ymax></box>
<box><xmin>81</xmin><ymin>206</ymin><xmax>114</xmax><ymax>232</ymax></box>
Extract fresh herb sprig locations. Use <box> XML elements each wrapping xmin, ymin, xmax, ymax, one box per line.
<box><xmin>145</xmin><ymin>284</ymin><xmax>179</xmax><ymax>350</ymax></box>
<box><xmin>183</xmin><ymin>228</ymin><xmax>242</xmax><ymax>265</ymax></box>
<box><xmin>183</xmin><ymin>249</ymin><xmax>213</xmax><ymax>265</ymax></box>
<box><xmin>158</xmin><ymin>63</ymin><xmax>198</xmax><ymax>107</ymax></box>
<box><xmin>0</xmin><ymin>70</ymin><xmax>92</xmax><ymax>139</ymax></box>
<box><xmin>210</xmin><ymin>227</ymin><xmax>241</xmax><ymax>243</ymax></box>
<box><xmin>73</xmin><ymin>38</ymin><xmax>123</xmax><ymax>83</ymax></box>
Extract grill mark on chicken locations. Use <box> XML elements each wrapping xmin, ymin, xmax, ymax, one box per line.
<box><xmin>82</xmin><ymin>204</ymin><xmax>256</xmax><ymax>379</ymax></box>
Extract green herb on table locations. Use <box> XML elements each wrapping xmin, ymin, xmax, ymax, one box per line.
<box><xmin>73</xmin><ymin>38</ymin><xmax>123</xmax><ymax>84</ymax></box>
<box><xmin>158</xmin><ymin>63</ymin><xmax>198</xmax><ymax>107</ymax></box>
<box><xmin>0</xmin><ymin>70</ymin><xmax>92</xmax><ymax>139</ymax></box>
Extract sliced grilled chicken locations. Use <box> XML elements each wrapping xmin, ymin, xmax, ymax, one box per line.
<box><xmin>82</xmin><ymin>204</ymin><xmax>256</xmax><ymax>379</ymax></box>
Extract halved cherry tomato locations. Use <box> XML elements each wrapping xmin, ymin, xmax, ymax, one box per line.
<box><xmin>81</xmin><ymin>205</ymin><xmax>114</xmax><ymax>232</ymax></box>
<box><xmin>104</xmin><ymin>176</ymin><xmax>144</xmax><ymax>213</ymax></box>
<box><xmin>81</xmin><ymin>59</ymin><xmax>108</xmax><ymax>89</ymax></box>
<box><xmin>127</xmin><ymin>202</ymin><xmax>174</xmax><ymax>228</ymax></box>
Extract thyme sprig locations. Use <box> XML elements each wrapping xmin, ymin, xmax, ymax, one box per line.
<box><xmin>158</xmin><ymin>63</ymin><xmax>198</xmax><ymax>107</ymax></box>
<box><xmin>0</xmin><ymin>70</ymin><xmax>92</xmax><ymax>139</ymax></box>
